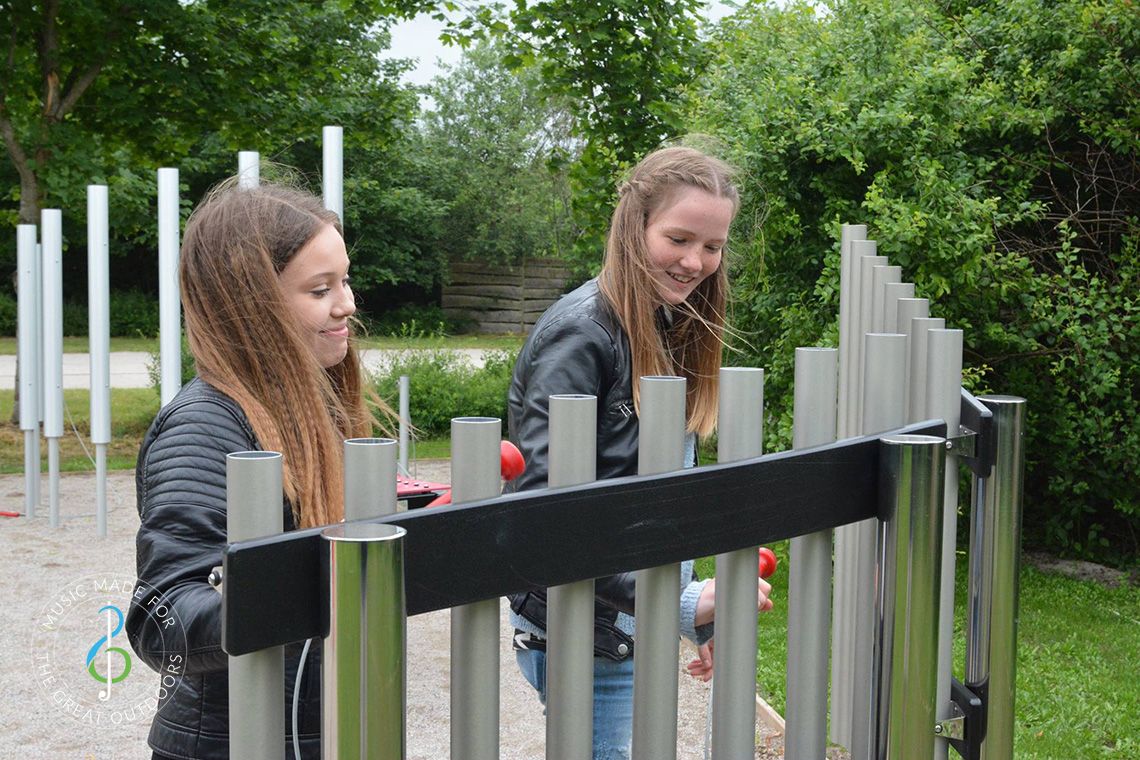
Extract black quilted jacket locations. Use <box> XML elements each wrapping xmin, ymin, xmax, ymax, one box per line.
<box><xmin>505</xmin><ymin>279</ymin><xmax>698</xmax><ymax>659</ymax></box>
<box><xmin>126</xmin><ymin>378</ymin><xmax>320</xmax><ymax>759</ymax></box>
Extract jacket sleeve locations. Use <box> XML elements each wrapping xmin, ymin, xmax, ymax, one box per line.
<box><xmin>126</xmin><ymin>397</ymin><xmax>259</xmax><ymax>677</ymax></box>
<box><xmin>510</xmin><ymin>314</ymin><xmax>615</xmax><ymax>493</ymax></box>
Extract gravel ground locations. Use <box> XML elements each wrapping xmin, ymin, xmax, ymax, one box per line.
<box><xmin>1</xmin><ymin>465</ymin><xmax>785</xmax><ymax>759</ymax></box>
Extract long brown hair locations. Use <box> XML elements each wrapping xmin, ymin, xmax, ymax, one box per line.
<box><xmin>598</xmin><ymin>145</ymin><xmax>739</xmax><ymax>437</ymax></box>
<box><xmin>180</xmin><ymin>180</ymin><xmax>383</xmax><ymax>527</ymax></box>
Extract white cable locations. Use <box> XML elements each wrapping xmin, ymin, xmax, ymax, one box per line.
<box><xmin>704</xmin><ymin>677</ymin><xmax>714</xmax><ymax>760</ymax></box>
<box><xmin>293</xmin><ymin>637</ymin><xmax>313</xmax><ymax>760</ymax></box>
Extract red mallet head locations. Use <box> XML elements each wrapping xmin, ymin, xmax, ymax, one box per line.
<box><xmin>758</xmin><ymin>547</ymin><xmax>778</xmax><ymax>579</ymax></box>
<box><xmin>500</xmin><ymin>441</ymin><xmax>525</xmax><ymax>481</ymax></box>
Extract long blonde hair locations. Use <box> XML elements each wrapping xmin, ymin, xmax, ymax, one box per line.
<box><xmin>598</xmin><ymin>145</ymin><xmax>739</xmax><ymax>437</ymax></box>
<box><xmin>180</xmin><ymin>180</ymin><xmax>383</xmax><ymax>528</ymax></box>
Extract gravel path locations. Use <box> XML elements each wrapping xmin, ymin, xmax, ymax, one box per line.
<box><xmin>1</xmin><ymin>465</ymin><xmax>785</xmax><ymax>759</ymax></box>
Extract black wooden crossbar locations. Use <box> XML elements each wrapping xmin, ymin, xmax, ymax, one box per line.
<box><xmin>221</xmin><ymin>420</ymin><xmax>945</xmax><ymax>655</ymax></box>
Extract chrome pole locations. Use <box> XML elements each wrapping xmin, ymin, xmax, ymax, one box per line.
<box><xmin>546</xmin><ymin>394</ymin><xmax>598</xmax><ymax>760</ymax></box>
<box><xmin>450</xmin><ymin>417</ymin><xmax>502</xmax><ymax>760</ymax></box>
<box><xmin>399</xmin><ymin>375</ymin><xmax>410</xmax><ymax>473</ymax></box>
<box><xmin>632</xmin><ymin>376</ymin><xmax>686</xmax><ymax>760</ymax></box>
<box><xmin>969</xmin><ymin>397</ymin><xmax>1026</xmax><ymax>760</ymax></box>
<box><xmin>712</xmin><ymin>367</ymin><xmax>764</xmax><ymax>759</ymax></box>
<box><xmin>875</xmin><ymin>435</ymin><xmax>946</xmax><ymax>760</ymax></box>
<box><xmin>322</xmin><ymin>522</ymin><xmax>407</xmax><ymax>760</ymax></box>
<box><xmin>227</xmin><ymin>451</ymin><xmax>285</xmax><ymax>760</ymax></box>
<box><xmin>88</xmin><ymin>185</ymin><xmax>111</xmax><ymax>537</ymax></box>
<box><xmin>786</xmin><ymin>349</ymin><xmax>837</xmax><ymax>760</ymax></box>
<box><xmin>16</xmin><ymin>224</ymin><xmax>40</xmax><ymax>518</ymax></box>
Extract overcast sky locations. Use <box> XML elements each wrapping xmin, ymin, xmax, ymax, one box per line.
<box><xmin>386</xmin><ymin>2</ymin><xmax>740</xmax><ymax>89</ymax></box>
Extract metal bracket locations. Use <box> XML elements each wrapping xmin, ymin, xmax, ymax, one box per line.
<box><xmin>946</xmin><ymin>425</ymin><xmax>977</xmax><ymax>458</ymax></box>
<box><xmin>958</xmin><ymin>389</ymin><xmax>995</xmax><ymax>478</ymax></box>
<box><xmin>934</xmin><ymin>702</ymin><xmax>966</xmax><ymax>740</ymax></box>
<box><xmin>944</xmin><ymin>677</ymin><xmax>987</xmax><ymax>760</ymax></box>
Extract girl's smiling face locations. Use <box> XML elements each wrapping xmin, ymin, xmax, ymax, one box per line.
<box><xmin>278</xmin><ymin>224</ymin><xmax>355</xmax><ymax>368</ymax></box>
<box><xmin>644</xmin><ymin>186</ymin><xmax>734</xmax><ymax>306</ymax></box>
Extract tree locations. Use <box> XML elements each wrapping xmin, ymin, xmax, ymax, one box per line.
<box><xmin>419</xmin><ymin>38</ymin><xmax>576</xmax><ymax>266</ymax></box>
<box><xmin>441</xmin><ymin>0</ymin><xmax>708</xmax><ymax>271</ymax></box>
<box><xmin>687</xmin><ymin>0</ymin><xmax>1139</xmax><ymax>561</ymax></box>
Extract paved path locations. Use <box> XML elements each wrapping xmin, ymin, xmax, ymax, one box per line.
<box><xmin>0</xmin><ymin>348</ymin><xmax>494</xmax><ymax>390</ymax></box>
<box><xmin>0</xmin><ymin>468</ymin><xmax>788</xmax><ymax>759</ymax></box>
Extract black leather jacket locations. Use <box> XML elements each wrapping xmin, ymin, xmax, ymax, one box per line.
<box><xmin>507</xmin><ymin>279</ymin><xmax>696</xmax><ymax>659</ymax></box>
<box><xmin>126</xmin><ymin>378</ymin><xmax>320</xmax><ymax>759</ymax></box>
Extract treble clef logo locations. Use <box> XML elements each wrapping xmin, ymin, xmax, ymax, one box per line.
<box><xmin>85</xmin><ymin>605</ymin><xmax>132</xmax><ymax>700</ymax></box>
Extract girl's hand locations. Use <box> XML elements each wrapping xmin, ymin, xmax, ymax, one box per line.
<box><xmin>687</xmin><ymin>639</ymin><xmax>715</xmax><ymax>682</ymax></box>
<box><xmin>694</xmin><ymin>577</ymin><xmax>775</xmax><ymax>628</ymax></box>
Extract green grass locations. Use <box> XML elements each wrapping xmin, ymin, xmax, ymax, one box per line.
<box><xmin>0</xmin><ymin>336</ymin><xmax>159</xmax><ymax>354</ymax></box>
<box><xmin>0</xmin><ymin>334</ymin><xmax>523</xmax><ymax>355</ymax></box>
<box><xmin>699</xmin><ymin>547</ymin><xmax>1140</xmax><ymax>759</ymax></box>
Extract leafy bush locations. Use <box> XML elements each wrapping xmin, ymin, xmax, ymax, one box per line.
<box><xmin>372</xmin><ymin>349</ymin><xmax>517</xmax><ymax>437</ymax></box>
<box><xmin>690</xmin><ymin>0</ymin><xmax>1139</xmax><ymax>563</ymax></box>
<box><xmin>0</xmin><ymin>289</ymin><xmax>15</xmax><ymax>335</ymax></box>
<box><xmin>365</xmin><ymin>304</ymin><xmax>473</xmax><ymax>338</ymax></box>
<box><xmin>57</xmin><ymin>290</ymin><xmax>160</xmax><ymax>337</ymax></box>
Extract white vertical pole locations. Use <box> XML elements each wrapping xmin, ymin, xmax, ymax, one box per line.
<box><xmin>238</xmin><ymin>151</ymin><xmax>260</xmax><ymax>189</ymax></box>
<box><xmin>40</xmin><ymin>209</ymin><xmax>63</xmax><ymax>528</ymax></box>
<box><xmin>926</xmin><ymin>329</ymin><xmax>963</xmax><ymax>760</ymax></box>
<box><xmin>88</xmin><ymin>186</ymin><xmax>111</xmax><ymax>537</ymax></box>
<box><xmin>833</xmin><ymin>237</ymin><xmax>880</xmax><ymax>748</ymax></box>
<box><xmin>897</xmin><ymin>298</ymin><xmax>930</xmax><ymax>416</ymax></box>
<box><xmin>322</xmin><ymin>126</ymin><xmax>344</xmax><ymax>225</ymax></box>
<box><xmin>785</xmin><ymin>349</ymin><xmax>837</xmax><ymax>760</ymax></box>
<box><xmin>157</xmin><ymin>168</ymin><xmax>181</xmax><ymax>406</ymax></box>
<box><xmin>838</xmin><ymin>224</ymin><xmax>868</xmax><ymax>441</ymax></box>
<box><xmin>882</xmin><ymin>282</ymin><xmax>915</xmax><ymax>334</ymax></box>
<box><xmin>343</xmin><ymin>438</ymin><xmax>398</xmax><ymax>520</ymax></box>
<box><xmin>907</xmin><ymin>318</ymin><xmax>946</xmax><ymax>423</ymax></box>
<box><xmin>450</xmin><ymin>417</ymin><xmax>501</xmax><ymax>760</ymax></box>
<box><xmin>398</xmin><ymin>375</ymin><xmax>410</xmax><ymax>473</ymax></box>
<box><xmin>711</xmin><ymin>367</ymin><xmax>764</xmax><ymax>759</ymax></box>
<box><xmin>631</xmin><ymin>376</ymin><xmax>686</xmax><ymax>760</ymax></box>
<box><xmin>17</xmin><ymin>224</ymin><xmax>41</xmax><ymax>518</ymax></box>
<box><xmin>871</xmin><ymin>265</ymin><xmax>902</xmax><ymax>333</ymax></box>
<box><xmin>851</xmin><ymin>332</ymin><xmax>907</xmax><ymax>760</ymax></box>
<box><xmin>546</xmin><ymin>394</ymin><xmax>598</xmax><ymax>760</ymax></box>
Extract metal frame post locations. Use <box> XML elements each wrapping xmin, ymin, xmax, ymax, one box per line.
<box><xmin>712</xmin><ymin>367</ymin><xmax>764</xmax><ymax>758</ymax></box>
<box><xmin>875</xmin><ymin>435</ymin><xmax>947</xmax><ymax>760</ymax></box>
<box><xmin>322</xmin><ymin>522</ymin><xmax>407</xmax><ymax>760</ymax></box>
<box><xmin>398</xmin><ymin>375</ymin><xmax>410</xmax><ymax>473</ymax></box>
<box><xmin>546</xmin><ymin>395</ymin><xmax>598</xmax><ymax>760</ymax></box>
<box><xmin>786</xmin><ymin>349</ymin><xmax>837</xmax><ymax>760</ymax></box>
<box><xmin>632</xmin><ymin>376</ymin><xmax>686</xmax><ymax>760</ymax></box>
<box><xmin>450</xmin><ymin>417</ymin><xmax>502</xmax><ymax>760</ymax></box>
<box><xmin>967</xmin><ymin>397</ymin><xmax>1026</xmax><ymax>760</ymax></box>
<box><xmin>88</xmin><ymin>185</ymin><xmax>111</xmax><ymax>537</ymax></box>
<box><xmin>227</xmin><ymin>451</ymin><xmax>285</xmax><ymax>760</ymax></box>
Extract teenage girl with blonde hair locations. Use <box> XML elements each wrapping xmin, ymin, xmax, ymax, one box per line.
<box><xmin>127</xmin><ymin>180</ymin><xmax>385</xmax><ymax>759</ymax></box>
<box><xmin>507</xmin><ymin>144</ymin><xmax>774</xmax><ymax>759</ymax></box>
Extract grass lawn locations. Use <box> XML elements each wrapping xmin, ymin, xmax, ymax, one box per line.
<box><xmin>0</xmin><ymin>334</ymin><xmax>524</xmax><ymax>355</ymax></box>
<box><xmin>4</xmin><ymin>385</ymin><xmax>1135</xmax><ymax>756</ymax></box>
<box><xmin>696</xmin><ymin>546</ymin><xmax>1140</xmax><ymax>759</ymax></box>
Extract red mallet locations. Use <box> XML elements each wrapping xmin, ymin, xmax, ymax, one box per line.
<box><xmin>500</xmin><ymin>440</ymin><xmax>525</xmax><ymax>482</ymax></box>
<box><xmin>758</xmin><ymin>547</ymin><xmax>778</xmax><ymax>579</ymax></box>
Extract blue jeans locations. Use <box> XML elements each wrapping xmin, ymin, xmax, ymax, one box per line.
<box><xmin>515</xmin><ymin>648</ymin><xmax>634</xmax><ymax>760</ymax></box>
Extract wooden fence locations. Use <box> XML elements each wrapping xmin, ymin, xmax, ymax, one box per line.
<box><xmin>442</xmin><ymin>258</ymin><xmax>576</xmax><ymax>334</ymax></box>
